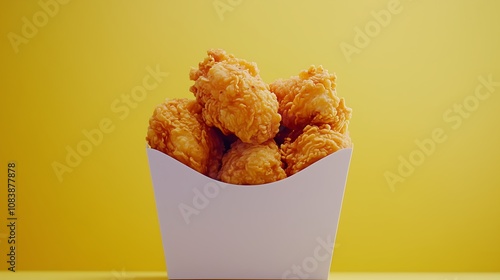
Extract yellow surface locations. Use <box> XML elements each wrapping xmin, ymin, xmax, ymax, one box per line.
<box><xmin>1</xmin><ymin>272</ymin><xmax>500</xmax><ymax>280</ymax></box>
<box><xmin>1</xmin><ymin>0</ymin><xmax>500</xmax><ymax>273</ymax></box>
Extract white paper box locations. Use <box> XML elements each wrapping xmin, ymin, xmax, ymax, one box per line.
<box><xmin>147</xmin><ymin>147</ymin><xmax>353</xmax><ymax>279</ymax></box>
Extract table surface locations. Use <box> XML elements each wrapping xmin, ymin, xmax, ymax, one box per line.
<box><xmin>0</xmin><ymin>272</ymin><xmax>499</xmax><ymax>280</ymax></box>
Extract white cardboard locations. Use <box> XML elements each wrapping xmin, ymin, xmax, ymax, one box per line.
<box><xmin>147</xmin><ymin>147</ymin><xmax>353</xmax><ymax>279</ymax></box>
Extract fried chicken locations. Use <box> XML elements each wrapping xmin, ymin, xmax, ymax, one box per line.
<box><xmin>146</xmin><ymin>98</ymin><xmax>225</xmax><ymax>179</ymax></box>
<box><xmin>281</xmin><ymin>124</ymin><xmax>352</xmax><ymax>176</ymax></box>
<box><xmin>218</xmin><ymin>139</ymin><xmax>286</xmax><ymax>185</ymax></box>
<box><xmin>269</xmin><ymin>65</ymin><xmax>352</xmax><ymax>133</ymax></box>
<box><xmin>147</xmin><ymin>50</ymin><xmax>353</xmax><ymax>184</ymax></box>
<box><xmin>189</xmin><ymin>49</ymin><xmax>281</xmax><ymax>144</ymax></box>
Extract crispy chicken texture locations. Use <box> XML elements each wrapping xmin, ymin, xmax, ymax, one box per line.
<box><xmin>218</xmin><ymin>139</ymin><xmax>286</xmax><ymax>185</ymax></box>
<box><xmin>281</xmin><ymin>124</ymin><xmax>352</xmax><ymax>176</ymax></box>
<box><xmin>189</xmin><ymin>49</ymin><xmax>281</xmax><ymax>144</ymax></box>
<box><xmin>270</xmin><ymin>65</ymin><xmax>352</xmax><ymax>133</ymax></box>
<box><xmin>147</xmin><ymin>50</ymin><xmax>353</xmax><ymax>184</ymax></box>
<box><xmin>146</xmin><ymin>98</ymin><xmax>224</xmax><ymax>179</ymax></box>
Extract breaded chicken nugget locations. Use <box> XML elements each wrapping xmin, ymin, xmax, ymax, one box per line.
<box><xmin>189</xmin><ymin>49</ymin><xmax>281</xmax><ymax>144</ymax></box>
<box><xmin>146</xmin><ymin>98</ymin><xmax>224</xmax><ymax>179</ymax></box>
<box><xmin>218</xmin><ymin>139</ymin><xmax>286</xmax><ymax>185</ymax></box>
<box><xmin>281</xmin><ymin>124</ymin><xmax>352</xmax><ymax>176</ymax></box>
<box><xmin>270</xmin><ymin>66</ymin><xmax>352</xmax><ymax>133</ymax></box>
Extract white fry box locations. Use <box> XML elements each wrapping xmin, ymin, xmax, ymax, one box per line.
<box><xmin>146</xmin><ymin>147</ymin><xmax>353</xmax><ymax>279</ymax></box>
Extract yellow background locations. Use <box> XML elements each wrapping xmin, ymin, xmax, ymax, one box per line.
<box><xmin>1</xmin><ymin>0</ymin><xmax>499</xmax><ymax>273</ymax></box>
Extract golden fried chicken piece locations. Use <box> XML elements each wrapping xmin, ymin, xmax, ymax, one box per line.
<box><xmin>146</xmin><ymin>98</ymin><xmax>224</xmax><ymax>179</ymax></box>
<box><xmin>189</xmin><ymin>49</ymin><xmax>281</xmax><ymax>144</ymax></box>
<box><xmin>270</xmin><ymin>65</ymin><xmax>352</xmax><ymax>133</ymax></box>
<box><xmin>218</xmin><ymin>139</ymin><xmax>286</xmax><ymax>185</ymax></box>
<box><xmin>281</xmin><ymin>124</ymin><xmax>352</xmax><ymax>176</ymax></box>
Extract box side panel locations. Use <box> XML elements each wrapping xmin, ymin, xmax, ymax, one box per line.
<box><xmin>147</xmin><ymin>148</ymin><xmax>352</xmax><ymax>279</ymax></box>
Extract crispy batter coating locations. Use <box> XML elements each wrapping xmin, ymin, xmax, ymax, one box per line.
<box><xmin>270</xmin><ymin>65</ymin><xmax>352</xmax><ymax>133</ymax></box>
<box><xmin>281</xmin><ymin>124</ymin><xmax>352</xmax><ymax>176</ymax></box>
<box><xmin>189</xmin><ymin>49</ymin><xmax>281</xmax><ymax>144</ymax></box>
<box><xmin>218</xmin><ymin>139</ymin><xmax>286</xmax><ymax>185</ymax></box>
<box><xmin>147</xmin><ymin>51</ymin><xmax>353</xmax><ymax>184</ymax></box>
<box><xmin>146</xmin><ymin>98</ymin><xmax>224</xmax><ymax>179</ymax></box>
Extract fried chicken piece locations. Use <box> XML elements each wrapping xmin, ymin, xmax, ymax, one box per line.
<box><xmin>281</xmin><ymin>124</ymin><xmax>352</xmax><ymax>176</ymax></box>
<box><xmin>270</xmin><ymin>65</ymin><xmax>352</xmax><ymax>133</ymax></box>
<box><xmin>189</xmin><ymin>49</ymin><xmax>281</xmax><ymax>144</ymax></box>
<box><xmin>146</xmin><ymin>98</ymin><xmax>224</xmax><ymax>179</ymax></box>
<box><xmin>218</xmin><ymin>139</ymin><xmax>286</xmax><ymax>185</ymax></box>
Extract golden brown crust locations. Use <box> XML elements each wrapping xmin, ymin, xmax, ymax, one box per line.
<box><xmin>147</xmin><ymin>50</ymin><xmax>353</xmax><ymax>184</ymax></box>
<box><xmin>270</xmin><ymin>65</ymin><xmax>352</xmax><ymax>133</ymax></box>
<box><xmin>281</xmin><ymin>124</ymin><xmax>352</xmax><ymax>176</ymax></box>
<box><xmin>146</xmin><ymin>98</ymin><xmax>224</xmax><ymax>179</ymax></box>
<box><xmin>218</xmin><ymin>139</ymin><xmax>286</xmax><ymax>185</ymax></box>
<box><xmin>189</xmin><ymin>49</ymin><xmax>281</xmax><ymax>144</ymax></box>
